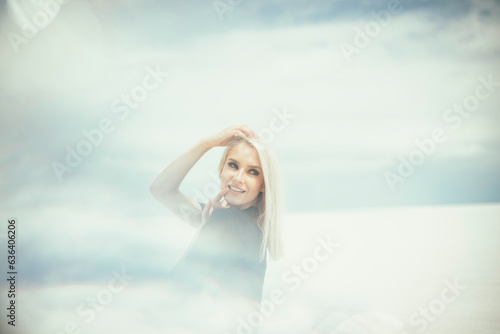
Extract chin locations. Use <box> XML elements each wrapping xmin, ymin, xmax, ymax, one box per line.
<box><xmin>225</xmin><ymin>196</ymin><xmax>248</xmax><ymax>207</ymax></box>
<box><xmin>225</xmin><ymin>196</ymin><xmax>241</xmax><ymax>205</ymax></box>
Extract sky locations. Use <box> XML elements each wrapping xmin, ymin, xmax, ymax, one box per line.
<box><xmin>0</xmin><ymin>0</ymin><xmax>499</xmax><ymax>333</ymax></box>
<box><xmin>0</xmin><ymin>0</ymin><xmax>499</xmax><ymax>214</ymax></box>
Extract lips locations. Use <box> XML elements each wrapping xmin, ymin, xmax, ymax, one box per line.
<box><xmin>228</xmin><ymin>185</ymin><xmax>245</xmax><ymax>193</ymax></box>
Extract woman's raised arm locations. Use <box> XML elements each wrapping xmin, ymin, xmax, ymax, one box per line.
<box><xmin>150</xmin><ymin>125</ymin><xmax>256</xmax><ymax>228</ymax></box>
<box><xmin>150</xmin><ymin>138</ymin><xmax>212</xmax><ymax>228</ymax></box>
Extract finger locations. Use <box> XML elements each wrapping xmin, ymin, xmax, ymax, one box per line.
<box><xmin>214</xmin><ymin>188</ymin><xmax>232</xmax><ymax>212</ymax></box>
<box><xmin>203</xmin><ymin>189</ymin><xmax>230</xmax><ymax>221</ymax></box>
<box><xmin>240</xmin><ymin>124</ymin><xmax>257</xmax><ymax>139</ymax></box>
<box><xmin>202</xmin><ymin>201</ymin><xmax>209</xmax><ymax>222</ymax></box>
<box><xmin>213</xmin><ymin>189</ymin><xmax>229</xmax><ymax>211</ymax></box>
<box><xmin>203</xmin><ymin>198</ymin><xmax>213</xmax><ymax>220</ymax></box>
<box><xmin>242</xmin><ymin>124</ymin><xmax>257</xmax><ymax>138</ymax></box>
<box><xmin>205</xmin><ymin>198</ymin><xmax>214</xmax><ymax>211</ymax></box>
<box><xmin>215</xmin><ymin>187</ymin><xmax>230</xmax><ymax>204</ymax></box>
<box><xmin>233</xmin><ymin>129</ymin><xmax>247</xmax><ymax>138</ymax></box>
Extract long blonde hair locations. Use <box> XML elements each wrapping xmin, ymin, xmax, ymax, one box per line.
<box><xmin>217</xmin><ymin>136</ymin><xmax>285</xmax><ymax>262</ymax></box>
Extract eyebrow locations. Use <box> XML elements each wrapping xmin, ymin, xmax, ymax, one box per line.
<box><xmin>228</xmin><ymin>158</ymin><xmax>262</xmax><ymax>170</ymax></box>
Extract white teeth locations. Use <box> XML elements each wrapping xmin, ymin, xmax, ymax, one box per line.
<box><xmin>229</xmin><ymin>185</ymin><xmax>244</xmax><ymax>192</ymax></box>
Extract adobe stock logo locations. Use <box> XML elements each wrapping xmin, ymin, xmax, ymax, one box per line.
<box><xmin>52</xmin><ymin>64</ymin><xmax>169</xmax><ymax>182</ymax></box>
<box><xmin>339</xmin><ymin>0</ymin><xmax>408</xmax><ymax>63</ymax></box>
<box><xmin>51</xmin><ymin>267</ymin><xmax>134</xmax><ymax>334</ymax></box>
<box><xmin>257</xmin><ymin>107</ymin><xmax>296</xmax><ymax>144</ymax></box>
<box><xmin>228</xmin><ymin>235</ymin><xmax>341</xmax><ymax>334</ymax></box>
<box><xmin>384</xmin><ymin>74</ymin><xmax>499</xmax><ymax>193</ymax></box>
<box><xmin>313</xmin><ymin>278</ymin><xmax>466</xmax><ymax>334</ymax></box>
<box><xmin>7</xmin><ymin>0</ymin><xmax>72</xmax><ymax>53</ymax></box>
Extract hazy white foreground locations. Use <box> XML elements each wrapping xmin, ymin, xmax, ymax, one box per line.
<box><xmin>3</xmin><ymin>203</ymin><xmax>499</xmax><ymax>334</ymax></box>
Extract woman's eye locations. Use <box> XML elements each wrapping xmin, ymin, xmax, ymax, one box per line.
<box><xmin>228</xmin><ymin>162</ymin><xmax>258</xmax><ymax>175</ymax></box>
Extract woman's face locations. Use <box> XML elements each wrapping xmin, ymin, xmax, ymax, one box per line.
<box><xmin>220</xmin><ymin>143</ymin><xmax>264</xmax><ymax>210</ymax></box>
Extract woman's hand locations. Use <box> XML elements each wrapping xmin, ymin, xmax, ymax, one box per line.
<box><xmin>201</xmin><ymin>187</ymin><xmax>232</xmax><ymax>226</ymax></box>
<box><xmin>203</xmin><ymin>124</ymin><xmax>257</xmax><ymax>149</ymax></box>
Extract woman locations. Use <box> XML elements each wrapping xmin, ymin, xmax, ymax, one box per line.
<box><xmin>150</xmin><ymin>124</ymin><xmax>285</xmax><ymax>331</ymax></box>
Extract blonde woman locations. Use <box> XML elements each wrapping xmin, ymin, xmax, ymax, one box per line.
<box><xmin>150</xmin><ymin>124</ymin><xmax>285</xmax><ymax>330</ymax></box>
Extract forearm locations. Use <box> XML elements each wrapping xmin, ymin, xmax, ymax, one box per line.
<box><xmin>150</xmin><ymin>138</ymin><xmax>212</xmax><ymax>196</ymax></box>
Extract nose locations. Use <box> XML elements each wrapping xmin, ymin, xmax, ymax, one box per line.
<box><xmin>233</xmin><ymin>169</ymin><xmax>245</xmax><ymax>183</ymax></box>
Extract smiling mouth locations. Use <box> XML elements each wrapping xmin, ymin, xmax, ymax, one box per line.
<box><xmin>228</xmin><ymin>185</ymin><xmax>245</xmax><ymax>193</ymax></box>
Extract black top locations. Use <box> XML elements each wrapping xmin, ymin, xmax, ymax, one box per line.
<box><xmin>168</xmin><ymin>203</ymin><xmax>267</xmax><ymax>305</ymax></box>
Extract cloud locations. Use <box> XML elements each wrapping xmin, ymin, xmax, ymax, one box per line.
<box><xmin>0</xmin><ymin>2</ymin><xmax>499</xmax><ymax>334</ymax></box>
<box><xmin>1</xmin><ymin>0</ymin><xmax>499</xmax><ymax>212</ymax></box>
<box><xmin>4</xmin><ymin>203</ymin><xmax>499</xmax><ymax>333</ymax></box>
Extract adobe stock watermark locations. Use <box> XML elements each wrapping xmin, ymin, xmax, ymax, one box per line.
<box><xmin>52</xmin><ymin>64</ymin><xmax>170</xmax><ymax>182</ymax></box>
<box><xmin>385</xmin><ymin>74</ymin><xmax>499</xmax><ymax>193</ymax></box>
<box><xmin>339</xmin><ymin>0</ymin><xmax>409</xmax><ymax>63</ymax></box>
<box><xmin>408</xmin><ymin>278</ymin><xmax>467</xmax><ymax>332</ymax></box>
<box><xmin>7</xmin><ymin>0</ymin><xmax>71</xmax><ymax>54</ymax></box>
<box><xmin>51</xmin><ymin>267</ymin><xmax>134</xmax><ymax>334</ymax></box>
<box><xmin>313</xmin><ymin>277</ymin><xmax>466</xmax><ymax>334</ymax></box>
<box><xmin>257</xmin><ymin>106</ymin><xmax>296</xmax><ymax>144</ymax></box>
<box><xmin>227</xmin><ymin>235</ymin><xmax>341</xmax><ymax>334</ymax></box>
